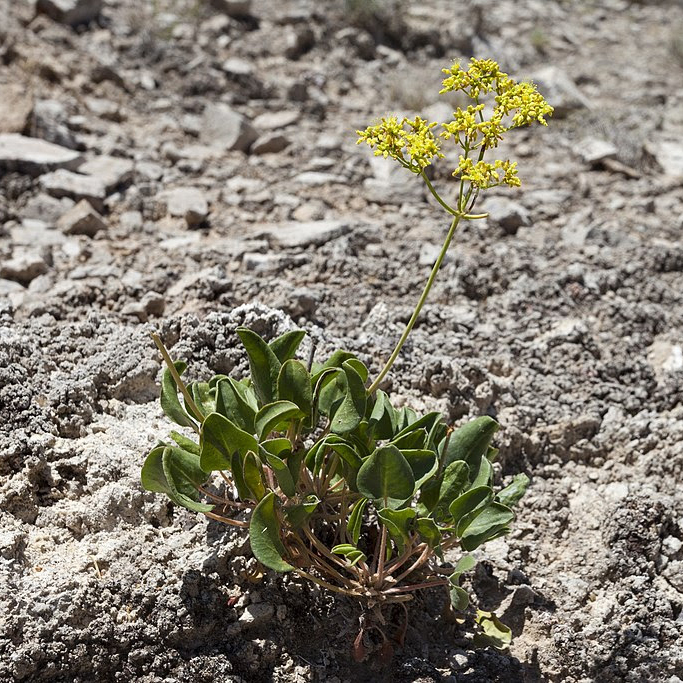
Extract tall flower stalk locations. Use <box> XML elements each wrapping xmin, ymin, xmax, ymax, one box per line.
<box><xmin>358</xmin><ymin>58</ymin><xmax>553</xmax><ymax>392</ymax></box>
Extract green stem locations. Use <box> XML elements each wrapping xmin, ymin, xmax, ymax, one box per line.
<box><xmin>421</xmin><ymin>172</ymin><xmax>458</xmax><ymax>216</ymax></box>
<box><xmin>368</xmin><ymin>211</ymin><xmax>462</xmax><ymax>394</ymax></box>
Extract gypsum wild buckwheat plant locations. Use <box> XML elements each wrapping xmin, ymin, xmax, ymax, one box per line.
<box><xmin>142</xmin><ymin>58</ymin><xmax>553</xmax><ymax>657</ymax></box>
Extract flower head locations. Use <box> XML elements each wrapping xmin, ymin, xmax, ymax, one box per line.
<box><xmin>357</xmin><ymin>115</ymin><xmax>444</xmax><ymax>172</ymax></box>
<box><xmin>495</xmin><ymin>81</ymin><xmax>554</xmax><ymax>127</ymax></box>
<box><xmin>454</xmin><ymin>156</ymin><xmax>520</xmax><ymax>190</ymax></box>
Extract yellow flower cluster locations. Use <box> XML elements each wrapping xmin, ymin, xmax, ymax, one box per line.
<box><xmin>357</xmin><ymin>58</ymin><xmax>551</xmax><ymax>194</ymax></box>
<box><xmin>496</xmin><ymin>81</ymin><xmax>554</xmax><ymax>127</ymax></box>
<box><xmin>356</xmin><ymin>115</ymin><xmax>444</xmax><ymax>172</ymax></box>
<box><xmin>455</xmin><ymin>157</ymin><xmax>520</xmax><ymax>190</ymax></box>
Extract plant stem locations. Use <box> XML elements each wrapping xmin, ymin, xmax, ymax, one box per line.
<box><xmin>368</xmin><ymin>211</ymin><xmax>461</xmax><ymax>394</ymax></box>
<box><xmin>151</xmin><ymin>333</ymin><xmax>202</xmax><ymax>430</ymax></box>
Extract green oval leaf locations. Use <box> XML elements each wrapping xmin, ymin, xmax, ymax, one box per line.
<box><xmin>277</xmin><ymin>359</ymin><xmax>312</xmax><ymax>416</ymax></box>
<box><xmin>357</xmin><ymin>445</ymin><xmax>415</xmax><ymax>507</ymax></box>
<box><xmin>330</xmin><ymin>361</ymin><xmax>367</xmax><ymax>434</ymax></box>
<box><xmin>263</xmin><ymin>451</ymin><xmax>296</xmax><ymax>498</ymax></box>
<box><xmin>460</xmin><ymin>502</ymin><xmax>514</xmax><ymax>551</ymax></box>
<box><xmin>378</xmin><ymin>507</ymin><xmax>416</xmax><ymax>553</ymax></box>
<box><xmin>160</xmin><ymin>361</ymin><xmax>197</xmax><ymax>428</ymax></box>
<box><xmin>236</xmin><ymin>327</ymin><xmax>282</xmax><ymax>405</ymax></box>
<box><xmin>249</xmin><ymin>491</ymin><xmax>293</xmax><ymax>572</ymax></box>
<box><xmin>200</xmin><ymin>412</ymin><xmax>258</xmax><ymax>472</ymax></box>
<box><xmin>441</xmin><ymin>416</ymin><xmax>499</xmax><ymax>471</ymax></box>
<box><xmin>496</xmin><ymin>473</ymin><xmax>530</xmax><ymax>508</ymax></box>
<box><xmin>255</xmin><ymin>401</ymin><xmax>302</xmax><ymax>439</ymax></box>
<box><xmin>284</xmin><ymin>494</ymin><xmax>320</xmax><ymax>528</ymax></box>
<box><xmin>244</xmin><ymin>451</ymin><xmax>266</xmax><ymax>501</ymax></box>
<box><xmin>347</xmin><ymin>497</ymin><xmax>368</xmax><ymax>545</ymax></box>
<box><xmin>433</xmin><ymin>460</ymin><xmax>471</xmax><ymax>520</ymax></box>
<box><xmin>448</xmin><ymin>485</ymin><xmax>493</xmax><ymax>527</ymax></box>
<box><xmin>216</xmin><ymin>378</ymin><xmax>257</xmax><ymax>432</ymax></box>
<box><xmin>269</xmin><ymin>329</ymin><xmax>306</xmax><ymax>363</ymax></box>
<box><xmin>161</xmin><ymin>446</ymin><xmax>213</xmax><ymax>512</ymax></box>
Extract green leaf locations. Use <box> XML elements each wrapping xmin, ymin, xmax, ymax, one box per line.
<box><xmin>441</xmin><ymin>416</ymin><xmax>499</xmax><ymax>471</ymax></box>
<box><xmin>471</xmin><ymin>454</ymin><xmax>493</xmax><ymax>489</ymax></box>
<box><xmin>447</xmin><ymin>554</ymin><xmax>476</xmax><ymax>610</ymax></box>
<box><xmin>401</xmin><ymin>449</ymin><xmax>438</xmax><ymax>493</ymax></box>
<box><xmin>347</xmin><ymin>497</ymin><xmax>368</xmax><ymax>545</ymax></box>
<box><xmin>378</xmin><ymin>507</ymin><xmax>416</xmax><ymax>553</ymax></box>
<box><xmin>392</xmin><ymin>411</ymin><xmax>442</xmax><ymax>444</ymax></box>
<box><xmin>269</xmin><ymin>329</ymin><xmax>306</xmax><ymax>363</ymax></box>
<box><xmin>331</xmin><ymin>543</ymin><xmax>367</xmax><ymax>567</ymax></box>
<box><xmin>170</xmin><ymin>431</ymin><xmax>200</xmax><ymax>455</ymax></box>
<box><xmin>368</xmin><ymin>390</ymin><xmax>398</xmax><ymax>440</ymax></box>
<box><xmin>319</xmin><ymin>349</ymin><xmax>358</xmax><ymax>371</ymax></box>
<box><xmin>263</xmin><ymin>451</ymin><xmax>296</xmax><ymax>497</ymax></box>
<box><xmin>260</xmin><ymin>438</ymin><xmax>292</xmax><ymax>458</ymax></box>
<box><xmin>236</xmin><ymin>327</ymin><xmax>282</xmax><ymax>405</ymax></box>
<box><xmin>392</xmin><ymin>428</ymin><xmax>428</xmax><ymax>450</ymax></box>
<box><xmin>249</xmin><ymin>491</ymin><xmax>293</xmax><ymax>572</ymax></box>
<box><xmin>317</xmin><ymin>368</ymin><xmax>345</xmax><ymax>418</ymax></box>
<box><xmin>330</xmin><ymin>361</ymin><xmax>367</xmax><ymax>435</ymax></box>
<box><xmin>474</xmin><ymin>610</ymin><xmax>512</xmax><ymax>650</ymax></box>
<box><xmin>189</xmin><ymin>381</ymin><xmax>215</xmax><ymax>418</ymax></box>
<box><xmin>230</xmin><ymin>450</ymin><xmax>251</xmax><ymax>501</ymax></box>
<box><xmin>415</xmin><ymin>517</ymin><xmax>441</xmax><ymax>549</ymax></box>
<box><xmin>255</xmin><ymin>401</ymin><xmax>302</xmax><ymax>439</ymax></box>
<box><xmin>284</xmin><ymin>494</ymin><xmax>319</xmax><ymax>528</ymax></box>
<box><xmin>450</xmin><ymin>585</ymin><xmax>470</xmax><ymax>611</ymax></box>
<box><xmin>448</xmin><ymin>486</ymin><xmax>493</xmax><ymax>527</ymax></box>
<box><xmin>433</xmin><ymin>460</ymin><xmax>470</xmax><ymax>520</ymax></box>
<box><xmin>141</xmin><ymin>446</ymin><xmax>170</xmax><ymax>493</ymax></box>
<box><xmin>145</xmin><ymin>446</ymin><xmax>213</xmax><ymax>513</ymax></box>
<box><xmin>496</xmin><ymin>473</ymin><xmax>530</xmax><ymax>508</ymax></box>
<box><xmin>326</xmin><ymin>436</ymin><xmax>363</xmax><ymax>470</ymax></box>
<box><xmin>357</xmin><ymin>445</ymin><xmax>415</xmax><ymax>507</ymax></box>
<box><xmin>277</xmin><ymin>359</ymin><xmax>312</xmax><ymax>416</ymax></box>
<box><xmin>216</xmin><ymin>378</ymin><xmax>256</xmax><ymax>432</ymax></box>
<box><xmin>343</xmin><ymin>358</ymin><xmax>368</xmax><ymax>383</ymax></box>
<box><xmin>160</xmin><ymin>361</ymin><xmax>197</xmax><ymax>428</ymax></box>
<box><xmin>460</xmin><ymin>502</ymin><xmax>514</xmax><ymax>551</ymax></box>
<box><xmin>243</xmin><ymin>451</ymin><xmax>266</xmax><ymax>501</ymax></box>
<box><xmin>200</xmin><ymin>412</ymin><xmax>258</xmax><ymax>472</ymax></box>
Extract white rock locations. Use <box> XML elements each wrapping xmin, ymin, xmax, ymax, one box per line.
<box><xmin>40</xmin><ymin>169</ymin><xmax>107</xmax><ymax>210</ymax></box>
<box><xmin>646</xmin><ymin>138</ymin><xmax>683</xmax><ymax>177</ymax></box>
<box><xmin>36</xmin><ymin>0</ymin><xmax>103</xmax><ymax>25</ymax></box>
<box><xmin>221</xmin><ymin>58</ymin><xmax>253</xmax><ymax>77</ymax></box>
<box><xmin>157</xmin><ymin>187</ymin><xmax>209</xmax><ymax>227</ymax></box>
<box><xmin>57</xmin><ymin>199</ymin><xmax>107</xmax><ymax>236</ymax></box>
<box><xmin>200</xmin><ymin>103</ymin><xmax>257</xmax><ymax>153</ymax></box>
<box><xmin>260</xmin><ymin>220</ymin><xmax>350</xmax><ymax>248</ymax></box>
<box><xmin>0</xmin><ymin>134</ymin><xmax>82</xmax><ymax>176</ymax></box>
<box><xmin>579</xmin><ymin>137</ymin><xmax>618</xmax><ymax>165</ymax></box>
<box><xmin>253</xmin><ymin>110</ymin><xmax>299</xmax><ymax>130</ymax></box>
<box><xmin>78</xmin><ymin>156</ymin><xmax>134</xmax><ymax>193</ymax></box>
<box><xmin>293</xmin><ymin>171</ymin><xmax>346</xmax><ymax>186</ymax></box>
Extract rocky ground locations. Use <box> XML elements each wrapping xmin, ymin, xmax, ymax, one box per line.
<box><xmin>1</xmin><ymin>0</ymin><xmax>683</xmax><ymax>681</ymax></box>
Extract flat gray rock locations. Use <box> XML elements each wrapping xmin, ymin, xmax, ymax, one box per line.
<box><xmin>260</xmin><ymin>220</ymin><xmax>351</xmax><ymax>248</ymax></box>
<box><xmin>253</xmin><ymin>110</ymin><xmax>299</xmax><ymax>130</ymax></box>
<box><xmin>78</xmin><ymin>156</ymin><xmax>134</xmax><ymax>193</ymax></box>
<box><xmin>0</xmin><ymin>251</ymin><xmax>48</xmax><ymax>285</ymax></box>
<box><xmin>0</xmin><ymin>134</ymin><xmax>82</xmax><ymax>176</ymax></box>
<box><xmin>40</xmin><ymin>169</ymin><xmax>107</xmax><ymax>211</ymax></box>
<box><xmin>36</xmin><ymin>0</ymin><xmax>103</xmax><ymax>25</ymax></box>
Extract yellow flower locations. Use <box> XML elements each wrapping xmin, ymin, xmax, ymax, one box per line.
<box><xmin>440</xmin><ymin>58</ymin><xmax>510</xmax><ymax>99</ymax></box>
<box><xmin>495</xmin><ymin>81</ymin><xmax>554</xmax><ymax>127</ymax></box>
<box><xmin>453</xmin><ymin>156</ymin><xmax>520</xmax><ymax>189</ymax></box>
<box><xmin>357</xmin><ymin>115</ymin><xmax>444</xmax><ymax>172</ymax></box>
